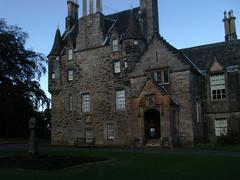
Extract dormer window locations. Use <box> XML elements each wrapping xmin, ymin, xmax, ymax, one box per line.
<box><xmin>112</xmin><ymin>39</ymin><xmax>119</xmax><ymax>52</ymax></box>
<box><xmin>68</xmin><ymin>49</ymin><xmax>73</xmax><ymax>60</ymax></box>
<box><xmin>114</xmin><ymin>61</ymin><xmax>121</xmax><ymax>73</ymax></box>
<box><xmin>210</xmin><ymin>74</ymin><xmax>226</xmax><ymax>100</ymax></box>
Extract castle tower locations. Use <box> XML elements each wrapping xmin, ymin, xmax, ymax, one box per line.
<box><xmin>66</xmin><ymin>0</ymin><xmax>79</xmax><ymax>31</ymax></box>
<box><xmin>140</xmin><ymin>0</ymin><xmax>159</xmax><ymax>43</ymax></box>
<box><xmin>223</xmin><ymin>10</ymin><xmax>238</xmax><ymax>41</ymax></box>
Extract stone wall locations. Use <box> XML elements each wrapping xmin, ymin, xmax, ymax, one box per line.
<box><xmin>205</xmin><ymin>70</ymin><xmax>240</xmax><ymax>142</ymax></box>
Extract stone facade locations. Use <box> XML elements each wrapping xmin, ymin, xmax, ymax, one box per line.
<box><xmin>48</xmin><ymin>0</ymin><xmax>240</xmax><ymax>147</ymax></box>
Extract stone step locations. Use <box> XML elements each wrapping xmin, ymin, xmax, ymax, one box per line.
<box><xmin>145</xmin><ymin>139</ymin><xmax>160</xmax><ymax>147</ymax></box>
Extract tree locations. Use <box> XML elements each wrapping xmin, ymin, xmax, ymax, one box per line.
<box><xmin>0</xmin><ymin>19</ymin><xmax>49</xmax><ymax>137</ymax></box>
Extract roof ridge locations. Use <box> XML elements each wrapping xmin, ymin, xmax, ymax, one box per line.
<box><xmin>181</xmin><ymin>39</ymin><xmax>240</xmax><ymax>51</ymax></box>
<box><xmin>106</xmin><ymin>7</ymin><xmax>140</xmax><ymax>19</ymax></box>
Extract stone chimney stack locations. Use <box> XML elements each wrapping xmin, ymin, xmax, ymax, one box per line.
<box><xmin>82</xmin><ymin>0</ymin><xmax>87</xmax><ymax>16</ymax></box>
<box><xmin>82</xmin><ymin>0</ymin><xmax>102</xmax><ymax>17</ymax></box>
<box><xmin>96</xmin><ymin>0</ymin><xmax>102</xmax><ymax>13</ymax></box>
<box><xmin>140</xmin><ymin>0</ymin><xmax>159</xmax><ymax>43</ymax></box>
<box><xmin>66</xmin><ymin>0</ymin><xmax>79</xmax><ymax>31</ymax></box>
<box><xmin>89</xmin><ymin>0</ymin><xmax>94</xmax><ymax>15</ymax></box>
<box><xmin>223</xmin><ymin>10</ymin><xmax>238</xmax><ymax>41</ymax></box>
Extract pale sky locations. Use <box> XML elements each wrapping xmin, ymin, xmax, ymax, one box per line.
<box><xmin>0</xmin><ymin>0</ymin><xmax>239</xmax><ymax>98</ymax></box>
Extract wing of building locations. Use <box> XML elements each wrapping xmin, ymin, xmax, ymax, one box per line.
<box><xmin>48</xmin><ymin>0</ymin><xmax>240</xmax><ymax>147</ymax></box>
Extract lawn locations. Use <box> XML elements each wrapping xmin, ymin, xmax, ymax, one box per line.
<box><xmin>0</xmin><ymin>147</ymin><xmax>239</xmax><ymax>180</ymax></box>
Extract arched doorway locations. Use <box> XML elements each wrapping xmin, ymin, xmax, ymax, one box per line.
<box><xmin>144</xmin><ymin>109</ymin><xmax>161</xmax><ymax>141</ymax></box>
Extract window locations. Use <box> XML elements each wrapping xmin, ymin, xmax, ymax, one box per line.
<box><xmin>69</xmin><ymin>95</ymin><xmax>73</xmax><ymax>112</ymax></box>
<box><xmin>51</xmin><ymin>72</ymin><xmax>56</xmax><ymax>80</ymax></box>
<box><xmin>134</xmin><ymin>40</ymin><xmax>138</xmax><ymax>45</ymax></box>
<box><xmin>157</xmin><ymin>72</ymin><xmax>162</xmax><ymax>83</ymax></box>
<box><xmin>149</xmin><ymin>128</ymin><xmax>156</xmax><ymax>138</ymax></box>
<box><xmin>107</xmin><ymin>123</ymin><xmax>114</xmax><ymax>140</ymax></box>
<box><xmin>210</xmin><ymin>74</ymin><xmax>226</xmax><ymax>100</ymax></box>
<box><xmin>112</xmin><ymin>39</ymin><xmax>119</xmax><ymax>52</ymax></box>
<box><xmin>215</xmin><ymin>118</ymin><xmax>228</xmax><ymax>136</ymax></box>
<box><xmin>68</xmin><ymin>49</ymin><xmax>73</xmax><ymax>60</ymax></box>
<box><xmin>124</xmin><ymin>61</ymin><xmax>128</xmax><ymax>68</ymax></box>
<box><xmin>116</xmin><ymin>90</ymin><xmax>125</xmax><ymax>110</ymax></box>
<box><xmin>163</xmin><ymin>70</ymin><xmax>169</xmax><ymax>84</ymax></box>
<box><xmin>155</xmin><ymin>51</ymin><xmax>158</xmax><ymax>62</ymax></box>
<box><xmin>85</xmin><ymin>129</ymin><xmax>93</xmax><ymax>143</ymax></box>
<box><xmin>56</xmin><ymin>56</ymin><xmax>60</xmax><ymax>61</ymax></box>
<box><xmin>151</xmin><ymin>70</ymin><xmax>169</xmax><ymax>84</ymax></box>
<box><xmin>196</xmin><ymin>99</ymin><xmax>201</xmax><ymax>123</ymax></box>
<box><xmin>82</xmin><ymin>93</ymin><xmax>90</xmax><ymax>112</ymax></box>
<box><xmin>68</xmin><ymin>70</ymin><xmax>73</xmax><ymax>81</ymax></box>
<box><xmin>114</xmin><ymin>61</ymin><xmax>121</xmax><ymax>73</ymax></box>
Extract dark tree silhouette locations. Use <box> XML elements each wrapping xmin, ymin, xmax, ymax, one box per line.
<box><xmin>0</xmin><ymin>19</ymin><xmax>49</xmax><ymax>137</ymax></box>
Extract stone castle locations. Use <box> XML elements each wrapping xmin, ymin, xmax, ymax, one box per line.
<box><xmin>48</xmin><ymin>0</ymin><xmax>240</xmax><ymax>147</ymax></box>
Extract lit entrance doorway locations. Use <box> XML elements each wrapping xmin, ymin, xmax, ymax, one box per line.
<box><xmin>144</xmin><ymin>109</ymin><xmax>161</xmax><ymax>144</ymax></box>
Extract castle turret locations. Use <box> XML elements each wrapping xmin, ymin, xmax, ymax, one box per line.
<box><xmin>48</xmin><ymin>28</ymin><xmax>62</xmax><ymax>95</ymax></box>
<box><xmin>66</xmin><ymin>0</ymin><xmax>79</xmax><ymax>31</ymax></box>
<box><xmin>223</xmin><ymin>10</ymin><xmax>238</xmax><ymax>41</ymax></box>
<box><xmin>49</xmin><ymin>28</ymin><xmax>62</xmax><ymax>56</ymax></box>
<box><xmin>140</xmin><ymin>0</ymin><xmax>159</xmax><ymax>43</ymax></box>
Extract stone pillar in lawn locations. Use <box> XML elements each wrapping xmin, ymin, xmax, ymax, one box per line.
<box><xmin>28</xmin><ymin>117</ymin><xmax>38</xmax><ymax>155</ymax></box>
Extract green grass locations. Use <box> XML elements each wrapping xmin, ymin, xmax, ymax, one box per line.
<box><xmin>0</xmin><ymin>148</ymin><xmax>240</xmax><ymax>180</ymax></box>
<box><xmin>194</xmin><ymin>144</ymin><xmax>240</xmax><ymax>152</ymax></box>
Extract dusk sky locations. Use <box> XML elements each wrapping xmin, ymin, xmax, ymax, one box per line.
<box><xmin>0</xmin><ymin>0</ymin><xmax>239</xmax><ymax>98</ymax></box>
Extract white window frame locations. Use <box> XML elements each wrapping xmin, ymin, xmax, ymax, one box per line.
<box><xmin>85</xmin><ymin>129</ymin><xmax>93</xmax><ymax>143</ymax></box>
<box><xmin>68</xmin><ymin>70</ymin><xmax>73</xmax><ymax>81</ymax></box>
<box><xmin>210</xmin><ymin>74</ymin><xmax>226</xmax><ymax>100</ymax></box>
<box><xmin>112</xmin><ymin>39</ymin><xmax>119</xmax><ymax>52</ymax></box>
<box><xmin>114</xmin><ymin>61</ymin><xmax>121</xmax><ymax>73</ymax></box>
<box><xmin>107</xmin><ymin>123</ymin><xmax>115</xmax><ymax>140</ymax></box>
<box><xmin>82</xmin><ymin>93</ymin><xmax>90</xmax><ymax>113</ymax></box>
<box><xmin>215</xmin><ymin>118</ymin><xmax>228</xmax><ymax>136</ymax></box>
<box><xmin>68</xmin><ymin>49</ymin><xmax>73</xmax><ymax>60</ymax></box>
<box><xmin>116</xmin><ymin>90</ymin><xmax>125</xmax><ymax>110</ymax></box>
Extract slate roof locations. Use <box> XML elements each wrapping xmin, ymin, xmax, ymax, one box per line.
<box><xmin>122</xmin><ymin>9</ymin><xmax>144</xmax><ymax>40</ymax></box>
<box><xmin>48</xmin><ymin>28</ymin><xmax>62</xmax><ymax>57</ymax></box>
<box><xmin>105</xmin><ymin>7</ymin><xmax>144</xmax><ymax>40</ymax></box>
<box><xmin>181</xmin><ymin>40</ymin><xmax>240</xmax><ymax>71</ymax></box>
<box><xmin>49</xmin><ymin>7</ymin><xmax>144</xmax><ymax>56</ymax></box>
